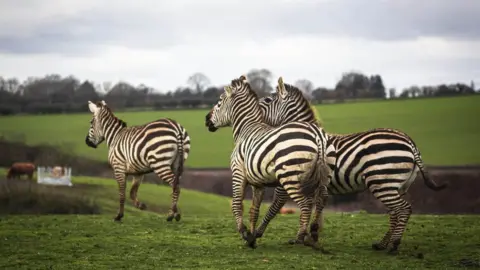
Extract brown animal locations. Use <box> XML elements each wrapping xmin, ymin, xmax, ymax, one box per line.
<box><xmin>6</xmin><ymin>162</ymin><xmax>36</xmax><ymax>180</ymax></box>
<box><xmin>280</xmin><ymin>207</ymin><xmax>296</xmax><ymax>215</ymax></box>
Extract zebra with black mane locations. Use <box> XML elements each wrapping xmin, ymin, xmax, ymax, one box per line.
<box><xmin>85</xmin><ymin>100</ymin><xmax>190</xmax><ymax>222</ymax></box>
<box><xmin>257</xmin><ymin>77</ymin><xmax>447</xmax><ymax>254</ymax></box>
<box><xmin>205</xmin><ymin>75</ymin><xmax>331</xmax><ymax>251</ymax></box>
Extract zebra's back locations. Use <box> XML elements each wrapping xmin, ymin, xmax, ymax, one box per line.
<box><xmin>108</xmin><ymin>118</ymin><xmax>190</xmax><ymax>175</ymax></box>
<box><xmin>327</xmin><ymin>128</ymin><xmax>418</xmax><ymax>195</ymax></box>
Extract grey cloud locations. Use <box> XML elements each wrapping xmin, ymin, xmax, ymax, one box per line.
<box><xmin>0</xmin><ymin>6</ymin><xmax>182</xmax><ymax>54</ymax></box>
<box><xmin>1</xmin><ymin>0</ymin><xmax>479</xmax><ymax>55</ymax></box>
<box><xmin>272</xmin><ymin>0</ymin><xmax>480</xmax><ymax>41</ymax></box>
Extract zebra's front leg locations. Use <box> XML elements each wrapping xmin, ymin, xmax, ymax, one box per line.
<box><xmin>129</xmin><ymin>175</ymin><xmax>147</xmax><ymax>210</ymax></box>
<box><xmin>231</xmin><ymin>172</ymin><xmax>252</xmax><ymax>246</ymax></box>
<box><xmin>255</xmin><ymin>186</ymin><xmax>288</xmax><ymax>239</ymax></box>
<box><xmin>114</xmin><ymin>171</ymin><xmax>127</xmax><ymax>222</ymax></box>
<box><xmin>247</xmin><ymin>186</ymin><xmax>265</xmax><ymax>249</ymax></box>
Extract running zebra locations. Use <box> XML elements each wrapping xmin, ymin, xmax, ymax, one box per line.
<box><xmin>205</xmin><ymin>75</ymin><xmax>331</xmax><ymax>250</ymax></box>
<box><xmin>85</xmin><ymin>100</ymin><xmax>190</xmax><ymax>222</ymax></box>
<box><xmin>257</xmin><ymin>78</ymin><xmax>447</xmax><ymax>254</ymax></box>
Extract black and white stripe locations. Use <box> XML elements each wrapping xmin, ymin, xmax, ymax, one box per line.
<box><xmin>258</xmin><ymin>79</ymin><xmax>447</xmax><ymax>254</ymax></box>
<box><xmin>205</xmin><ymin>76</ymin><xmax>331</xmax><ymax>250</ymax></box>
<box><xmin>86</xmin><ymin>100</ymin><xmax>190</xmax><ymax>222</ymax></box>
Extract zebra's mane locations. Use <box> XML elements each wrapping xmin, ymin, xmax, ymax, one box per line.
<box><xmin>282</xmin><ymin>83</ymin><xmax>323</xmax><ymax>127</ymax></box>
<box><xmin>230</xmin><ymin>76</ymin><xmax>259</xmax><ymax>101</ymax></box>
<box><xmin>95</xmin><ymin>102</ymin><xmax>128</xmax><ymax>128</ymax></box>
<box><xmin>310</xmin><ymin>104</ymin><xmax>323</xmax><ymax>127</ymax></box>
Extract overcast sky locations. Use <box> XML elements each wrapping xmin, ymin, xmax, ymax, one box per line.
<box><xmin>0</xmin><ymin>0</ymin><xmax>479</xmax><ymax>93</ymax></box>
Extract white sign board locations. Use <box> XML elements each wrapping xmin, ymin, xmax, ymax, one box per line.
<box><xmin>37</xmin><ymin>166</ymin><xmax>73</xmax><ymax>186</ymax></box>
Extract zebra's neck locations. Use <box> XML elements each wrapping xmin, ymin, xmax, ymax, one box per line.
<box><xmin>231</xmin><ymin>96</ymin><xmax>264</xmax><ymax>143</ymax></box>
<box><xmin>100</xmin><ymin>112</ymin><xmax>126</xmax><ymax>147</ymax></box>
<box><xmin>293</xmin><ymin>100</ymin><xmax>317</xmax><ymax>124</ymax></box>
<box><xmin>277</xmin><ymin>102</ymin><xmax>317</xmax><ymax>126</ymax></box>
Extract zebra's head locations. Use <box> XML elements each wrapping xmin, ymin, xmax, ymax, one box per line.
<box><xmin>259</xmin><ymin>76</ymin><xmax>320</xmax><ymax>126</ymax></box>
<box><xmin>205</xmin><ymin>75</ymin><xmax>251</xmax><ymax>132</ymax></box>
<box><xmin>85</xmin><ymin>100</ymin><xmax>108</xmax><ymax>148</ymax></box>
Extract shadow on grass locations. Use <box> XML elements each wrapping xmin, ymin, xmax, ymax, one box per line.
<box><xmin>0</xmin><ymin>177</ymin><xmax>101</xmax><ymax>215</ymax></box>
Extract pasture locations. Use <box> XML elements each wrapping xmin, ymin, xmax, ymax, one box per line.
<box><xmin>0</xmin><ymin>95</ymin><xmax>479</xmax><ymax>168</ymax></box>
<box><xmin>0</xmin><ymin>173</ymin><xmax>479</xmax><ymax>269</ymax></box>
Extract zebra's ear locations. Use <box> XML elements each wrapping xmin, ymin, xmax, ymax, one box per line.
<box><xmin>88</xmin><ymin>101</ymin><xmax>98</xmax><ymax>113</ymax></box>
<box><xmin>277</xmin><ymin>76</ymin><xmax>288</xmax><ymax>99</ymax></box>
<box><xmin>224</xmin><ymin>85</ymin><xmax>233</xmax><ymax>97</ymax></box>
<box><xmin>239</xmin><ymin>75</ymin><xmax>247</xmax><ymax>82</ymax></box>
<box><xmin>101</xmin><ymin>100</ymin><xmax>107</xmax><ymax>106</ymax></box>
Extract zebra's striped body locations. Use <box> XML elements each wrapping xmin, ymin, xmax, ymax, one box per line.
<box><xmin>205</xmin><ymin>76</ymin><xmax>331</xmax><ymax>249</ymax></box>
<box><xmin>258</xmin><ymin>80</ymin><xmax>447</xmax><ymax>254</ymax></box>
<box><xmin>86</xmin><ymin>100</ymin><xmax>190</xmax><ymax>222</ymax></box>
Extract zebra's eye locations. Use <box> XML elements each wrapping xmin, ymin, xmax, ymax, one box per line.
<box><xmin>264</xmin><ymin>97</ymin><xmax>273</xmax><ymax>103</ymax></box>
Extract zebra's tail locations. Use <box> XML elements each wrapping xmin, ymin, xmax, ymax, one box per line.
<box><xmin>314</xmin><ymin>128</ymin><xmax>331</xmax><ymax>189</ymax></box>
<box><xmin>413</xmin><ymin>146</ymin><xmax>447</xmax><ymax>191</ymax></box>
<box><xmin>173</xmin><ymin>132</ymin><xmax>185</xmax><ymax>192</ymax></box>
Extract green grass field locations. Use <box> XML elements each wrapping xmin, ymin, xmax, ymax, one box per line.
<box><xmin>0</xmin><ymin>96</ymin><xmax>479</xmax><ymax>168</ymax></box>
<box><xmin>0</xmin><ymin>172</ymin><xmax>479</xmax><ymax>269</ymax></box>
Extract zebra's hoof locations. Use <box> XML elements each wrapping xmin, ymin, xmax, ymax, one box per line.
<box><xmin>303</xmin><ymin>236</ymin><xmax>320</xmax><ymax>251</ymax></box>
<box><xmin>319</xmin><ymin>247</ymin><xmax>332</xmax><ymax>254</ymax></box>
<box><xmin>246</xmin><ymin>234</ymin><xmax>257</xmax><ymax>249</ymax></box>
<box><xmin>310</xmin><ymin>232</ymin><xmax>319</xmax><ymax>243</ymax></box>
<box><xmin>138</xmin><ymin>203</ymin><xmax>147</xmax><ymax>210</ymax></box>
<box><xmin>241</xmin><ymin>231</ymin><xmax>256</xmax><ymax>249</ymax></box>
<box><xmin>113</xmin><ymin>214</ymin><xmax>123</xmax><ymax>222</ymax></box>
<box><xmin>174</xmin><ymin>213</ymin><xmax>181</xmax><ymax>222</ymax></box>
<box><xmin>288</xmin><ymin>239</ymin><xmax>304</xmax><ymax>245</ymax></box>
<box><xmin>248</xmin><ymin>240</ymin><xmax>257</xmax><ymax>249</ymax></box>
<box><xmin>166</xmin><ymin>215</ymin><xmax>174</xmax><ymax>222</ymax></box>
<box><xmin>387</xmin><ymin>248</ymin><xmax>399</xmax><ymax>255</ymax></box>
<box><xmin>372</xmin><ymin>243</ymin><xmax>387</xmax><ymax>251</ymax></box>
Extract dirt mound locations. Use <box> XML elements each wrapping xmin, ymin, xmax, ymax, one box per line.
<box><xmin>0</xmin><ymin>136</ymin><xmax>110</xmax><ymax>177</ymax></box>
<box><xmin>0</xmin><ymin>178</ymin><xmax>100</xmax><ymax>215</ymax></box>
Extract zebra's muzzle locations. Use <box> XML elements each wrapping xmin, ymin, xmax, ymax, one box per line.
<box><xmin>205</xmin><ymin>112</ymin><xmax>218</xmax><ymax>132</ymax></box>
<box><xmin>85</xmin><ymin>136</ymin><xmax>97</xmax><ymax>148</ymax></box>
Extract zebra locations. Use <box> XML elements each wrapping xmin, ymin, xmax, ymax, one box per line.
<box><xmin>204</xmin><ymin>75</ymin><xmax>331</xmax><ymax>251</ymax></box>
<box><xmin>85</xmin><ymin>100</ymin><xmax>191</xmax><ymax>222</ymax></box>
<box><xmin>256</xmin><ymin>77</ymin><xmax>447</xmax><ymax>254</ymax></box>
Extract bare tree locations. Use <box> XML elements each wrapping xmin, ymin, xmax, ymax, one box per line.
<box><xmin>187</xmin><ymin>72</ymin><xmax>211</xmax><ymax>94</ymax></box>
<box><xmin>246</xmin><ymin>68</ymin><xmax>273</xmax><ymax>97</ymax></box>
<box><xmin>294</xmin><ymin>79</ymin><xmax>314</xmax><ymax>99</ymax></box>
<box><xmin>102</xmin><ymin>81</ymin><xmax>113</xmax><ymax>94</ymax></box>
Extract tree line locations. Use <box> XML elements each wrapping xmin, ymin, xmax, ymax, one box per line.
<box><xmin>0</xmin><ymin>68</ymin><xmax>477</xmax><ymax>115</ymax></box>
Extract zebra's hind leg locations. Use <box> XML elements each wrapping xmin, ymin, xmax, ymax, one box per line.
<box><xmin>368</xmin><ymin>181</ymin><xmax>412</xmax><ymax>254</ymax></box>
<box><xmin>283</xmin><ymin>185</ymin><xmax>315</xmax><ymax>246</ymax></box>
<box><xmin>153</xmin><ymin>164</ymin><xmax>181</xmax><ymax>221</ymax></box>
<box><xmin>310</xmin><ymin>184</ymin><xmax>328</xmax><ymax>242</ymax></box>
<box><xmin>372</xmin><ymin>214</ymin><xmax>396</xmax><ymax>251</ymax></box>
<box><xmin>246</xmin><ymin>186</ymin><xmax>265</xmax><ymax>249</ymax></box>
<box><xmin>288</xmin><ymin>198</ymin><xmax>314</xmax><ymax>246</ymax></box>
<box><xmin>255</xmin><ymin>186</ymin><xmax>288</xmax><ymax>239</ymax></box>
<box><xmin>387</xmin><ymin>202</ymin><xmax>412</xmax><ymax>255</ymax></box>
<box><xmin>130</xmin><ymin>175</ymin><xmax>147</xmax><ymax>210</ymax></box>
